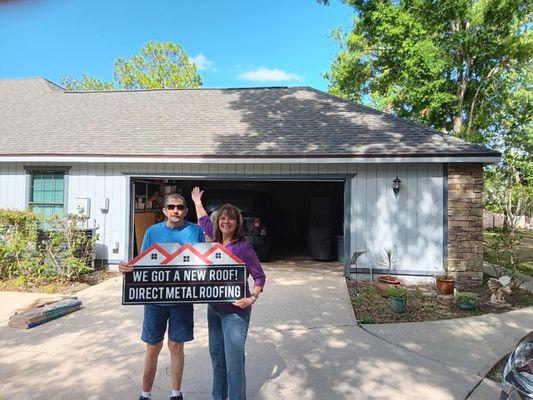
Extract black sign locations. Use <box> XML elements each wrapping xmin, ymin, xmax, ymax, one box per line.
<box><xmin>122</xmin><ymin>264</ymin><xmax>247</xmax><ymax>305</ymax></box>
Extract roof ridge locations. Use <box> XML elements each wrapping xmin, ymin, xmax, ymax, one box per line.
<box><xmin>64</xmin><ymin>85</ymin><xmax>292</xmax><ymax>94</ymax></box>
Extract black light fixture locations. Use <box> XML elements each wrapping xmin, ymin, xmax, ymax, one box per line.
<box><xmin>392</xmin><ymin>176</ymin><xmax>401</xmax><ymax>197</ymax></box>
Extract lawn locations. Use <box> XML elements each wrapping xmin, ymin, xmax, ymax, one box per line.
<box><xmin>484</xmin><ymin>229</ymin><xmax>533</xmax><ymax>277</ymax></box>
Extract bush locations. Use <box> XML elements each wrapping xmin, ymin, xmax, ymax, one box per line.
<box><xmin>0</xmin><ymin>209</ymin><xmax>41</xmax><ymax>279</ymax></box>
<box><xmin>0</xmin><ymin>210</ymin><xmax>96</xmax><ymax>282</ymax></box>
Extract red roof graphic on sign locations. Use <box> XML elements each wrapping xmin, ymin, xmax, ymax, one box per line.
<box><xmin>130</xmin><ymin>244</ymin><xmax>171</xmax><ymax>265</ymax></box>
<box><xmin>203</xmin><ymin>243</ymin><xmax>244</xmax><ymax>264</ymax></box>
<box><xmin>161</xmin><ymin>244</ymin><xmax>213</xmax><ymax>265</ymax></box>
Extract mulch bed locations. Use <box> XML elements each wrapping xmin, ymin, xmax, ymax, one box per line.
<box><xmin>0</xmin><ymin>269</ymin><xmax>121</xmax><ymax>294</ymax></box>
<box><xmin>346</xmin><ymin>275</ymin><xmax>533</xmax><ymax>324</ymax></box>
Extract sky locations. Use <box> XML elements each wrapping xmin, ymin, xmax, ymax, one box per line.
<box><xmin>0</xmin><ymin>0</ymin><xmax>354</xmax><ymax>90</ymax></box>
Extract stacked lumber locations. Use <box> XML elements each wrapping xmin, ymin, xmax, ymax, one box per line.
<box><xmin>8</xmin><ymin>297</ymin><xmax>82</xmax><ymax>329</ymax></box>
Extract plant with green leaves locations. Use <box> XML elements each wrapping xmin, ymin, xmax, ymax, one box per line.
<box><xmin>0</xmin><ymin>209</ymin><xmax>41</xmax><ymax>279</ymax></box>
<box><xmin>61</xmin><ymin>41</ymin><xmax>202</xmax><ymax>91</ymax></box>
<box><xmin>380</xmin><ymin>248</ymin><xmax>398</xmax><ymax>276</ymax></box>
<box><xmin>454</xmin><ymin>292</ymin><xmax>478</xmax><ymax>304</ymax></box>
<box><xmin>321</xmin><ymin>0</ymin><xmax>531</xmax><ymax>143</ymax></box>
<box><xmin>387</xmin><ymin>286</ymin><xmax>408</xmax><ymax>299</ymax></box>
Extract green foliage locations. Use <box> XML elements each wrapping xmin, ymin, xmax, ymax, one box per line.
<box><xmin>454</xmin><ymin>292</ymin><xmax>478</xmax><ymax>304</ymax></box>
<box><xmin>324</xmin><ymin>0</ymin><xmax>531</xmax><ymax>142</ymax></box>
<box><xmin>114</xmin><ymin>41</ymin><xmax>202</xmax><ymax>89</ymax></box>
<box><xmin>485</xmin><ymin>227</ymin><xmax>526</xmax><ymax>287</ymax></box>
<box><xmin>42</xmin><ymin>214</ymin><xmax>97</xmax><ymax>280</ymax></box>
<box><xmin>0</xmin><ymin>209</ymin><xmax>40</xmax><ymax>279</ymax></box>
<box><xmin>0</xmin><ymin>210</ymin><xmax>96</xmax><ymax>282</ymax></box>
<box><xmin>61</xmin><ymin>74</ymin><xmax>115</xmax><ymax>91</ymax></box>
<box><xmin>61</xmin><ymin>41</ymin><xmax>202</xmax><ymax>91</ymax></box>
<box><xmin>387</xmin><ymin>286</ymin><xmax>408</xmax><ymax>299</ymax></box>
<box><xmin>485</xmin><ymin>163</ymin><xmax>532</xmax><ymax>225</ymax></box>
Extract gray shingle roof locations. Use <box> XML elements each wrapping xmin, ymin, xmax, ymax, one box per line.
<box><xmin>0</xmin><ymin>77</ymin><xmax>499</xmax><ymax>158</ymax></box>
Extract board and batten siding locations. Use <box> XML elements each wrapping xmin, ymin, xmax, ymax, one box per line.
<box><xmin>351</xmin><ymin>163</ymin><xmax>444</xmax><ymax>274</ymax></box>
<box><xmin>0</xmin><ymin>161</ymin><xmax>444</xmax><ymax>273</ymax></box>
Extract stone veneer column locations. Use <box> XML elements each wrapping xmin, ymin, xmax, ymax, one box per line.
<box><xmin>447</xmin><ymin>163</ymin><xmax>484</xmax><ymax>286</ymax></box>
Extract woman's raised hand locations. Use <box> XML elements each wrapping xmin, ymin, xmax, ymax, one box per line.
<box><xmin>191</xmin><ymin>186</ymin><xmax>204</xmax><ymax>204</ymax></box>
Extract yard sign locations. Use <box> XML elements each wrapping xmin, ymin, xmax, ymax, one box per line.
<box><xmin>122</xmin><ymin>243</ymin><xmax>247</xmax><ymax>305</ymax></box>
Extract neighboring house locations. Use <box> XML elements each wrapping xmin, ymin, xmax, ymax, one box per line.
<box><xmin>0</xmin><ymin>78</ymin><xmax>500</xmax><ymax>285</ymax></box>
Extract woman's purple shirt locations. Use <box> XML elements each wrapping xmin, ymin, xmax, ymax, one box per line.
<box><xmin>198</xmin><ymin>215</ymin><xmax>266</xmax><ymax>312</ymax></box>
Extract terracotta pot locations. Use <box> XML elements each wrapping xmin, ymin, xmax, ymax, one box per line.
<box><xmin>435</xmin><ymin>277</ymin><xmax>455</xmax><ymax>295</ymax></box>
<box><xmin>377</xmin><ymin>275</ymin><xmax>402</xmax><ymax>285</ymax></box>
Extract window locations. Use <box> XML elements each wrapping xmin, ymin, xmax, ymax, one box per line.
<box><xmin>28</xmin><ymin>169</ymin><xmax>66</xmax><ymax>218</ymax></box>
<box><xmin>215</xmin><ymin>252</ymin><xmax>221</xmax><ymax>259</ymax></box>
<box><xmin>183</xmin><ymin>255</ymin><xmax>190</xmax><ymax>263</ymax></box>
<box><xmin>151</xmin><ymin>253</ymin><xmax>158</xmax><ymax>260</ymax></box>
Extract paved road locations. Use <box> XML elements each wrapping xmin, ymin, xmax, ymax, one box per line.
<box><xmin>1</xmin><ymin>258</ymin><xmax>531</xmax><ymax>399</ymax></box>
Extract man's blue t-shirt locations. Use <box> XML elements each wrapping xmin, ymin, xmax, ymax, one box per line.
<box><xmin>140</xmin><ymin>220</ymin><xmax>205</xmax><ymax>252</ymax></box>
<box><xmin>140</xmin><ymin>220</ymin><xmax>204</xmax><ymax>307</ymax></box>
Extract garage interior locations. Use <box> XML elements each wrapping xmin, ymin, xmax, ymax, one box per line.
<box><xmin>131</xmin><ymin>178</ymin><xmax>345</xmax><ymax>262</ymax></box>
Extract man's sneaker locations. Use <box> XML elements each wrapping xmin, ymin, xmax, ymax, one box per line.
<box><xmin>170</xmin><ymin>394</ymin><xmax>183</xmax><ymax>400</ymax></box>
<box><xmin>138</xmin><ymin>396</ymin><xmax>150</xmax><ymax>400</ymax></box>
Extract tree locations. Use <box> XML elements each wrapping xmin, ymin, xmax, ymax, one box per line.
<box><xmin>61</xmin><ymin>41</ymin><xmax>202</xmax><ymax>91</ymax></box>
<box><xmin>322</xmin><ymin>0</ymin><xmax>531</xmax><ymax>142</ymax></box>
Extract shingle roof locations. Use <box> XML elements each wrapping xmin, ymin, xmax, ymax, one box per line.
<box><xmin>0</xmin><ymin>77</ymin><xmax>499</xmax><ymax>158</ymax></box>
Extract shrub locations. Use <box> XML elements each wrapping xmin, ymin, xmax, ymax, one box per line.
<box><xmin>387</xmin><ymin>286</ymin><xmax>408</xmax><ymax>299</ymax></box>
<box><xmin>0</xmin><ymin>210</ymin><xmax>96</xmax><ymax>282</ymax></box>
<box><xmin>0</xmin><ymin>209</ymin><xmax>41</xmax><ymax>279</ymax></box>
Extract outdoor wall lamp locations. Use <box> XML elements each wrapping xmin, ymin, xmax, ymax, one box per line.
<box><xmin>392</xmin><ymin>176</ymin><xmax>401</xmax><ymax>197</ymax></box>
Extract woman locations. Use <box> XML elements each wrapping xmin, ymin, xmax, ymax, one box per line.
<box><xmin>191</xmin><ymin>187</ymin><xmax>266</xmax><ymax>400</ymax></box>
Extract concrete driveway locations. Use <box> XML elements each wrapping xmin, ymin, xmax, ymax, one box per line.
<box><xmin>1</xmin><ymin>258</ymin><xmax>531</xmax><ymax>399</ymax></box>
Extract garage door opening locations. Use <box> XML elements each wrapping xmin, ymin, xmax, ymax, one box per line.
<box><xmin>131</xmin><ymin>178</ymin><xmax>345</xmax><ymax>263</ymax></box>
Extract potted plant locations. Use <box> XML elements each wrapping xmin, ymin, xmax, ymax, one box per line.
<box><xmin>377</xmin><ymin>249</ymin><xmax>401</xmax><ymax>285</ymax></box>
<box><xmin>435</xmin><ymin>261</ymin><xmax>455</xmax><ymax>295</ymax></box>
<box><xmin>387</xmin><ymin>286</ymin><xmax>408</xmax><ymax>313</ymax></box>
<box><xmin>454</xmin><ymin>292</ymin><xmax>478</xmax><ymax>310</ymax></box>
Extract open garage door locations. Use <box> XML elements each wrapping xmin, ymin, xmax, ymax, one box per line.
<box><xmin>130</xmin><ymin>178</ymin><xmax>346</xmax><ymax>264</ymax></box>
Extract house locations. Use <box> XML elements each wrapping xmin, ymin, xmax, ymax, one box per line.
<box><xmin>204</xmin><ymin>243</ymin><xmax>245</xmax><ymax>265</ymax></box>
<box><xmin>161</xmin><ymin>244</ymin><xmax>212</xmax><ymax>265</ymax></box>
<box><xmin>130</xmin><ymin>244</ymin><xmax>171</xmax><ymax>266</ymax></box>
<box><xmin>0</xmin><ymin>77</ymin><xmax>500</xmax><ymax>285</ymax></box>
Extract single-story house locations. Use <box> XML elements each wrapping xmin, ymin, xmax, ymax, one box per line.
<box><xmin>0</xmin><ymin>78</ymin><xmax>500</xmax><ymax>285</ymax></box>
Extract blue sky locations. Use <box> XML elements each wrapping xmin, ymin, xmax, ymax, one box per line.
<box><xmin>0</xmin><ymin>0</ymin><xmax>353</xmax><ymax>90</ymax></box>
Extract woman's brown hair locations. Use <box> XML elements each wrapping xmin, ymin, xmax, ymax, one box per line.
<box><xmin>213</xmin><ymin>204</ymin><xmax>246</xmax><ymax>244</ymax></box>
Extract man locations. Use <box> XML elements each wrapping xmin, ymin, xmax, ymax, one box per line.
<box><xmin>119</xmin><ymin>193</ymin><xmax>204</xmax><ymax>400</ymax></box>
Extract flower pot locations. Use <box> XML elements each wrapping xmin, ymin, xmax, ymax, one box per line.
<box><xmin>390</xmin><ymin>297</ymin><xmax>407</xmax><ymax>313</ymax></box>
<box><xmin>458</xmin><ymin>301</ymin><xmax>476</xmax><ymax>310</ymax></box>
<box><xmin>377</xmin><ymin>275</ymin><xmax>402</xmax><ymax>285</ymax></box>
<box><xmin>435</xmin><ymin>277</ymin><xmax>455</xmax><ymax>295</ymax></box>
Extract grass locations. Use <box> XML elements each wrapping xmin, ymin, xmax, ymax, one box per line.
<box><xmin>346</xmin><ymin>276</ymin><xmax>533</xmax><ymax>324</ymax></box>
<box><xmin>484</xmin><ymin>229</ymin><xmax>533</xmax><ymax>276</ymax></box>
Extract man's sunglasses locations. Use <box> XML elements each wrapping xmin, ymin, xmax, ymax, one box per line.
<box><xmin>165</xmin><ymin>204</ymin><xmax>187</xmax><ymax>211</ymax></box>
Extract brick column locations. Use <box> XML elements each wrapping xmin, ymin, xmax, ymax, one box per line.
<box><xmin>447</xmin><ymin>163</ymin><xmax>484</xmax><ymax>286</ymax></box>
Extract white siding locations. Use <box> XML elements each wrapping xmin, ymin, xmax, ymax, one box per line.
<box><xmin>350</xmin><ymin>163</ymin><xmax>444</xmax><ymax>273</ymax></box>
<box><xmin>0</xmin><ymin>161</ymin><xmax>444</xmax><ymax>272</ymax></box>
<box><xmin>0</xmin><ymin>163</ymin><xmax>26</xmax><ymax>209</ymax></box>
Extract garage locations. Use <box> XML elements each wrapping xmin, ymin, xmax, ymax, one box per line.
<box><xmin>131</xmin><ymin>177</ymin><xmax>347</xmax><ymax>263</ymax></box>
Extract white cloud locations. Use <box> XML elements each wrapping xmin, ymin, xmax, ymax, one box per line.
<box><xmin>237</xmin><ymin>68</ymin><xmax>302</xmax><ymax>82</ymax></box>
<box><xmin>190</xmin><ymin>54</ymin><xmax>214</xmax><ymax>71</ymax></box>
